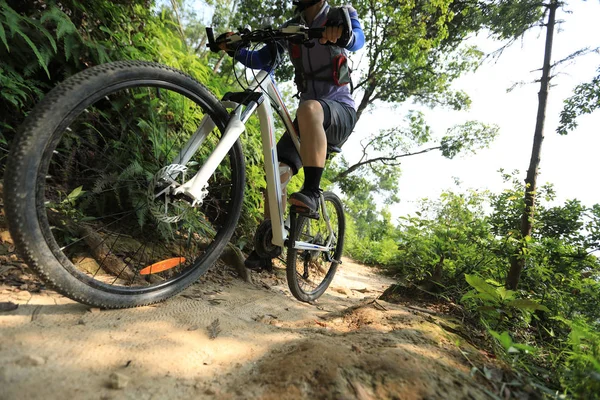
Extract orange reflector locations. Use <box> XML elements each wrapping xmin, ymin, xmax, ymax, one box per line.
<box><xmin>139</xmin><ymin>257</ymin><xmax>186</xmax><ymax>275</ymax></box>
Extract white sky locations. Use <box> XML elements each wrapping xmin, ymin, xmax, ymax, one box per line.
<box><xmin>345</xmin><ymin>1</ymin><xmax>600</xmax><ymax>219</ymax></box>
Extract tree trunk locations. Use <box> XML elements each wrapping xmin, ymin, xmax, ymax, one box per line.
<box><xmin>213</xmin><ymin>52</ymin><xmax>227</xmax><ymax>72</ymax></box>
<box><xmin>355</xmin><ymin>81</ymin><xmax>376</xmax><ymax>122</ymax></box>
<box><xmin>506</xmin><ymin>0</ymin><xmax>558</xmax><ymax>290</ymax></box>
<box><xmin>195</xmin><ymin>35</ymin><xmax>207</xmax><ymax>54</ymax></box>
<box><xmin>170</xmin><ymin>0</ymin><xmax>187</xmax><ymax>49</ymax></box>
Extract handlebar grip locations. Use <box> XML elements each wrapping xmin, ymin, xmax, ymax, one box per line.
<box><xmin>307</xmin><ymin>27</ymin><xmax>325</xmax><ymax>39</ymax></box>
<box><xmin>206</xmin><ymin>27</ymin><xmax>220</xmax><ymax>53</ymax></box>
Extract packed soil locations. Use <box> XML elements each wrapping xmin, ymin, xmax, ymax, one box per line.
<box><xmin>0</xmin><ymin>200</ymin><xmax>536</xmax><ymax>400</ymax></box>
<box><xmin>0</xmin><ymin>257</ymin><xmax>532</xmax><ymax>400</ymax></box>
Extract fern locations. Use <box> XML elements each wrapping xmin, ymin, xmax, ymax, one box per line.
<box><xmin>25</xmin><ymin>17</ymin><xmax>57</xmax><ymax>53</ymax></box>
<box><xmin>63</xmin><ymin>34</ymin><xmax>80</xmax><ymax>63</ymax></box>
<box><xmin>40</xmin><ymin>6</ymin><xmax>78</xmax><ymax>41</ymax></box>
<box><xmin>118</xmin><ymin>160</ymin><xmax>144</xmax><ymax>181</ymax></box>
<box><xmin>0</xmin><ymin>17</ymin><xmax>7</xmax><ymax>50</ymax></box>
<box><xmin>0</xmin><ymin>1</ymin><xmax>57</xmax><ymax>78</ymax></box>
<box><xmin>93</xmin><ymin>173</ymin><xmax>117</xmax><ymax>195</ymax></box>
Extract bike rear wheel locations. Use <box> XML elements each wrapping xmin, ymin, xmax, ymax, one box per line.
<box><xmin>286</xmin><ymin>191</ymin><xmax>345</xmax><ymax>302</ymax></box>
<box><xmin>4</xmin><ymin>61</ymin><xmax>245</xmax><ymax>308</ymax></box>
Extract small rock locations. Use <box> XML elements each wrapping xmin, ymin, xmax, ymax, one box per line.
<box><xmin>109</xmin><ymin>372</ymin><xmax>130</xmax><ymax>389</ymax></box>
<box><xmin>188</xmin><ymin>325</ymin><xmax>199</xmax><ymax>331</ymax></box>
<box><xmin>17</xmin><ymin>355</ymin><xmax>45</xmax><ymax>366</ymax></box>
<box><xmin>19</xmin><ymin>283</ymin><xmax>28</xmax><ymax>290</ymax></box>
<box><xmin>77</xmin><ymin>319</ymin><xmax>86</xmax><ymax>325</ymax></box>
<box><xmin>331</xmin><ymin>286</ymin><xmax>352</xmax><ymax>296</ymax></box>
<box><xmin>89</xmin><ymin>307</ymin><xmax>102</xmax><ymax>313</ymax></box>
<box><xmin>205</xmin><ymin>388</ymin><xmax>216</xmax><ymax>395</ymax></box>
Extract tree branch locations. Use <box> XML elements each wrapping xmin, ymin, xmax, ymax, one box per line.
<box><xmin>552</xmin><ymin>46</ymin><xmax>600</xmax><ymax>68</ymax></box>
<box><xmin>332</xmin><ymin>146</ymin><xmax>442</xmax><ymax>182</ymax></box>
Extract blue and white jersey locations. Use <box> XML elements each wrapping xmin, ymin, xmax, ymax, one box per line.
<box><xmin>234</xmin><ymin>2</ymin><xmax>365</xmax><ymax>110</ymax></box>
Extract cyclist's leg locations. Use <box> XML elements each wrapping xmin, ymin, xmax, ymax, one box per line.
<box><xmin>297</xmin><ymin>100</ymin><xmax>328</xmax><ymax>169</ymax></box>
<box><xmin>289</xmin><ymin>99</ymin><xmax>356</xmax><ymax>212</ymax></box>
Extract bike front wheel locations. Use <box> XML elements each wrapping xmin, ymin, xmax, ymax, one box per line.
<box><xmin>4</xmin><ymin>61</ymin><xmax>245</xmax><ymax>308</ymax></box>
<box><xmin>286</xmin><ymin>191</ymin><xmax>345</xmax><ymax>302</ymax></box>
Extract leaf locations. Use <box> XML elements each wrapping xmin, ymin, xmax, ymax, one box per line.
<box><xmin>14</xmin><ymin>30</ymin><xmax>51</xmax><ymax>78</ymax></box>
<box><xmin>27</xmin><ymin>19</ymin><xmax>57</xmax><ymax>53</ymax></box>
<box><xmin>465</xmin><ymin>274</ymin><xmax>499</xmax><ymax>301</ymax></box>
<box><xmin>496</xmin><ymin>287</ymin><xmax>517</xmax><ymax>301</ymax></box>
<box><xmin>66</xmin><ymin>186</ymin><xmax>85</xmax><ymax>203</ymax></box>
<box><xmin>476</xmin><ymin>306</ymin><xmax>498</xmax><ymax>312</ymax></box>
<box><xmin>506</xmin><ymin>299</ymin><xmax>550</xmax><ymax>312</ymax></box>
<box><xmin>512</xmin><ymin>343</ymin><xmax>537</xmax><ymax>354</ymax></box>
<box><xmin>0</xmin><ymin>20</ymin><xmax>8</xmax><ymax>51</ymax></box>
<box><xmin>475</xmin><ymin>292</ymin><xmax>499</xmax><ymax>302</ymax></box>
<box><xmin>489</xmin><ymin>329</ymin><xmax>513</xmax><ymax>350</ymax></box>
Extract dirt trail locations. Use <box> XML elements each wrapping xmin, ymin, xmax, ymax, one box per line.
<box><xmin>0</xmin><ymin>257</ymin><xmax>506</xmax><ymax>400</ymax></box>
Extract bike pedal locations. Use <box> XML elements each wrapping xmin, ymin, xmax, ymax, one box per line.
<box><xmin>290</xmin><ymin>205</ymin><xmax>319</xmax><ymax>220</ymax></box>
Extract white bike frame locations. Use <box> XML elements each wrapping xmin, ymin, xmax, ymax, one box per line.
<box><xmin>173</xmin><ymin>69</ymin><xmax>336</xmax><ymax>253</ymax></box>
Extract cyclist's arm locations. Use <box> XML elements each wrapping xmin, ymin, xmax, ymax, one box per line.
<box><xmin>345</xmin><ymin>7</ymin><xmax>364</xmax><ymax>52</ymax></box>
<box><xmin>234</xmin><ymin>42</ymin><xmax>285</xmax><ymax>71</ymax></box>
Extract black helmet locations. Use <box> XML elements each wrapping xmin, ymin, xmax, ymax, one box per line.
<box><xmin>292</xmin><ymin>0</ymin><xmax>322</xmax><ymax>12</ymax></box>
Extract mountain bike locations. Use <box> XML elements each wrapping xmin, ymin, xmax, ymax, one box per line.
<box><xmin>3</xmin><ymin>25</ymin><xmax>345</xmax><ymax>308</ymax></box>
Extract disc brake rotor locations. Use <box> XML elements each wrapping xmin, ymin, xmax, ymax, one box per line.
<box><xmin>147</xmin><ymin>164</ymin><xmax>206</xmax><ymax>223</ymax></box>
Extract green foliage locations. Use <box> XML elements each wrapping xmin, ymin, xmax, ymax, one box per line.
<box><xmin>488</xmin><ymin>329</ymin><xmax>537</xmax><ymax>355</ymax></box>
<box><xmin>0</xmin><ymin>0</ymin><xmax>268</xmax><ymax>242</ymax></box>
<box><xmin>440</xmin><ymin>120</ymin><xmax>499</xmax><ymax>158</ymax></box>
<box><xmin>553</xmin><ymin>317</ymin><xmax>600</xmax><ymax>396</ymax></box>
<box><xmin>557</xmin><ymin>69</ymin><xmax>600</xmax><ymax>135</ymax></box>
<box><xmin>353</xmin><ymin>0</ymin><xmax>482</xmax><ymax>113</ymax></box>
<box><xmin>482</xmin><ymin>0</ymin><xmax>545</xmax><ymax>41</ymax></box>
<box><xmin>0</xmin><ymin>0</ymin><xmax>157</xmax><ymax>146</ymax></box>
<box><xmin>346</xmin><ymin>169</ymin><xmax>600</xmax><ymax>395</ymax></box>
<box><xmin>462</xmin><ymin>273</ymin><xmax>550</xmax><ymax>331</ymax></box>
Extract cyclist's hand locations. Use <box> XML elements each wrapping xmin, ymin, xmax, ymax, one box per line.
<box><xmin>319</xmin><ymin>26</ymin><xmax>343</xmax><ymax>45</ymax></box>
<box><xmin>216</xmin><ymin>32</ymin><xmax>237</xmax><ymax>56</ymax></box>
<box><xmin>322</xmin><ymin>6</ymin><xmax>353</xmax><ymax>48</ymax></box>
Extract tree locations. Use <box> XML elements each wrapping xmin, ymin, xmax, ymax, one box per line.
<box><xmin>329</xmin><ymin>114</ymin><xmax>499</xmax><ymax>200</ymax></box>
<box><xmin>334</xmin><ymin>0</ymin><xmax>549</xmax><ymax>185</ymax></box>
<box><xmin>211</xmin><ymin>0</ymin><xmax>504</xmax><ymax>185</ymax></box>
<box><xmin>505</xmin><ymin>0</ymin><xmax>559</xmax><ymax>290</ymax></box>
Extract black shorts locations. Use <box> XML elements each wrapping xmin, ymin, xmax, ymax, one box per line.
<box><xmin>277</xmin><ymin>99</ymin><xmax>357</xmax><ymax>174</ymax></box>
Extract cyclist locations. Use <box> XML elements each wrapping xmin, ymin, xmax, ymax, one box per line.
<box><xmin>218</xmin><ymin>0</ymin><xmax>365</xmax><ymax>269</ymax></box>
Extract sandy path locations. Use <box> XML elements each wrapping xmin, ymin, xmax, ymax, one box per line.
<box><xmin>0</xmin><ymin>258</ymin><xmax>499</xmax><ymax>400</ymax></box>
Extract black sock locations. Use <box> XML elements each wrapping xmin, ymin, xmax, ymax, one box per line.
<box><xmin>303</xmin><ymin>166</ymin><xmax>323</xmax><ymax>193</ymax></box>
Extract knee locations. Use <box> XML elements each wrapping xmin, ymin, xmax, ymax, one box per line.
<box><xmin>297</xmin><ymin>100</ymin><xmax>323</xmax><ymax>123</ymax></box>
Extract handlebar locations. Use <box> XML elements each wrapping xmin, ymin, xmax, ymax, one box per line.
<box><xmin>206</xmin><ymin>25</ymin><xmax>325</xmax><ymax>53</ymax></box>
<box><xmin>206</xmin><ymin>27</ymin><xmax>219</xmax><ymax>53</ymax></box>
